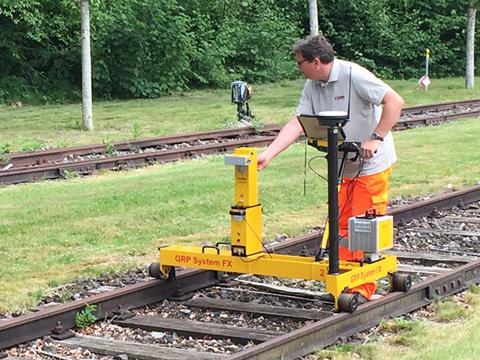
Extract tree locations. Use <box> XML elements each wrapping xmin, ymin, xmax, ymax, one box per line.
<box><xmin>81</xmin><ymin>0</ymin><xmax>93</xmax><ymax>130</ymax></box>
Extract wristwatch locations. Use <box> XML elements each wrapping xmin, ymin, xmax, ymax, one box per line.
<box><xmin>370</xmin><ymin>132</ymin><xmax>384</xmax><ymax>141</ymax></box>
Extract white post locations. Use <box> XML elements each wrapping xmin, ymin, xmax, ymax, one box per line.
<box><xmin>424</xmin><ymin>48</ymin><xmax>430</xmax><ymax>92</ymax></box>
<box><xmin>308</xmin><ymin>0</ymin><xmax>319</xmax><ymax>36</ymax></box>
<box><xmin>466</xmin><ymin>7</ymin><xmax>476</xmax><ymax>89</ymax></box>
<box><xmin>81</xmin><ymin>0</ymin><xmax>93</xmax><ymax>130</ymax></box>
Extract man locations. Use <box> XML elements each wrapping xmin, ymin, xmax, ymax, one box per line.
<box><xmin>257</xmin><ymin>35</ymin><xmax>404</xmax><ymax>301</ymax></box>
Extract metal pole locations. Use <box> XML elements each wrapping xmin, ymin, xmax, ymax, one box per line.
<box><xmin>425</xmin><ymin>48</ymin><xmax>430</xmax><ymax>92</ymax></box>
<box><xmin>327</xmin><ymin>127</ymin><xmax>339</xmax><ymax>274</ymax></box>
<box><xmin>466</xmin><ymin>8</ymin><xmax>476</xmax><ymax>89</ymax></box>
<box><xmin>308</xmin><ymin>0</ymin><xmax>319</xmax><ymax>36</ymax></box>
<box><xmin>81</xmin><ymin>0</ymin><xmax>93</xmax><ymax>130</ymax></box>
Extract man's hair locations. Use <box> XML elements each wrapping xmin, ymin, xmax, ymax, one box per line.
<box><xmin>292</xmin><ymin>35</ymin><xmax>334</xmax><ymax>64</ymax></box>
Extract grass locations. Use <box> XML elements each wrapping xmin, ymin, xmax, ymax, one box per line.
<box><xmin>0</xmin><ymin>117</ymin><xmax>479</xmax><ymax>311</ymax></box>
<box><xmin>1</xmin><ymin>77</ymin><xmax>480</xmax><ymax>152</ymax></box>
<box><xmin>0</xmin><ymin>77</ymin><xmax>480</xmax><ymax>312</ymax></box>
<box><xmin>315</xmin><ymin>287</ymin><xmax>480</xmax><ymax>360</ymax></box>
<box><xmin>0</xmin><ymin>79</ymin><xmax>302</xmax><ymax>152</ymax></box>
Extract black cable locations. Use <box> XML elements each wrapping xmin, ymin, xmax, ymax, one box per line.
<box><xmin>241</xmin><ymin>214</ymin><xmax>273</xmax><ymax>258</ymax></box>
<box><xmin>307</xmin><ymin>155</ymin><xmax>328</xmax><ymax>182</ymax></box>
<box><xmin>304</xmin><ymin>141</ymin><xmax>366</xmax><ymax>249</ymax></box>
<box><xmin>338</xmin><ymin>148</ymin><xmax>365</xmax><ymax>228</ymax></box>
<box><xmin>304</xmin><ymin>140</ymin><xmax>308</xmax><ymax>196</ymax></box>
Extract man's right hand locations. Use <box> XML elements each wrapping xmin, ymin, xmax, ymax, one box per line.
<box><xmin>256</xmin><ymin>116</ymin><xmax>304</xmax><ymax>171</ymax></box>
<box><xmin>257</xmin><ymin>152</ymin><xmax>270</xmax><ymax>171</ymax></box>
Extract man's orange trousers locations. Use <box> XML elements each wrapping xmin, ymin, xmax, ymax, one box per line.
<box><xmin>338</xmin><ymin>167</ymin><xmax>393</xmax><ymax>300</ymax></box>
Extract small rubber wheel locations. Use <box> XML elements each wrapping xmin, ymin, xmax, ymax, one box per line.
<box><xmin>166</xmin><ymin>266</ymin><xmax>176</xmax><ymax>281</ymax></box>
<box><xmin>338</xmin><ymin>293</ymin><xmax>358</xmax><ymax>313</ymax></box>
<box><xmin>148</xmin><ymin>262</ymin><xmax>163</xmax><ymax>279</ymax></box>
<box><xmin>148</xmin><ymin>263</ymin><xmax>176</xmax><ymax>280</ymax></box>
<box><xmin>391</xmin><ymin>273</ymin><xmax>412</xmax><ymax>292</ymax></box>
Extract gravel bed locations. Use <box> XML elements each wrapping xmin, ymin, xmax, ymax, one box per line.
<box><xmin>7</xmin><ymin>281</ymin><xmax>314</xmax><ymax>358</ymax></box>
<box><xmin>21</xmin><ymin>134</ymin><xmax>263</xmax><ymax>168</ymax></box>
<box><xmin>136</xmin><ymin>287</ymin><xmax>311</xmax><ymax>333</ymax></box>
<box><xmin>6</xmin><ymin>338</ymin><xmax>113</xmax><ymax>359</ymax></box>
<box><xmin>395</xmin><ymin>201</ymin><xmax>480</xmax><ymax>255</ymax></box>
<box><xmin>80</xmin><ymin>321</ymin><xmax>249</xmax><ymax>355</ymax></box>
<box><xmin>37</xmin><ymin>267</ymin><xmax>152</xmax><ymax>306</ymax></box>
<box><xmin>0</xmin><ymin>268</ymin><xmax>151</xmax><ymax>320</ymax></box>
<box><xmin>4</xmin><ymin>195</ymin><xmax>480</xmax><ymax>358</ymax></box>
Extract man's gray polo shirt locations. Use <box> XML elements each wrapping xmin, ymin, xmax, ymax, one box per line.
<box><xmin>296</xmin><ymin>58</ymin><xmax>396</xmax><ymax>177</ymax></box>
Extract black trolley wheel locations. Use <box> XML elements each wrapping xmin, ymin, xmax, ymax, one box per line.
<box><xmin>338</xmin><ymin>293</ymin><xmax>359</xmax><ymax>313</ymax></box>
<box><xmin>391</xmin><ymin>273</ymin><xmax>412</xmax><ymax>292</ymax></box>
<box><xmin>148</xmin><ymin>262</ymin><xmax>176</xmax><ymax>281</ymax></box>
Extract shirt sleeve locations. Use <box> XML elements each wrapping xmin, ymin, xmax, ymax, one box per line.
<box><xmin>352</xmin><ymin>66</ymin><xmax>391</xmax><ymax>106</ymax></box>
<box><xmin>295</xmin><ymin>81</ymin><xmax>315</xmax><ymax>115</ymax></box>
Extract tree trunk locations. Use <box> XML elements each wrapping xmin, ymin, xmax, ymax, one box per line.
<box><xmin>308</xmin><ymin>0</ymin><xmax>319</xmax><ymax>36</ymax></box>
<box><xmin>81</xmin><ymin>0</ymin><xmax>94</xmax><ymax>130</ymax></box>
<box><xmin>466</xmin><ymin>7</ymin><xmax>476</xmax><ymax>89</ymax></box>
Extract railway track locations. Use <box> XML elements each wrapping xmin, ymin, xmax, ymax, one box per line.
<box><xmin>2</xmin><ymin>184</ymin><xmax>480</xmax><ymax>359</ymax></box>
<box><xmin>1</xmin><ymin>99</ymin><xmax>480</xmax><ymax>185</ymax></box>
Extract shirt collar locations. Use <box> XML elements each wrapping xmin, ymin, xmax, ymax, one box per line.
<box><xmin>315</xmin><ymin>58</ymin><xmax>339</xmax><ymax>86</ymax></box>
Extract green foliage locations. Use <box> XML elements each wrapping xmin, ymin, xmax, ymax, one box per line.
<box><xmin>91</xmin><ymin>0</ymin><xmax>194</xmax><ymax>98</ymax></box>
<box><xmin>20</xmin><ymin>140</ymin><xmax>45</xmax><ymax>152</ymax></box>
<box><xmin>0</xmin><ymin>144</ymin><xmax>11</xmax><ymax>164</ymax></box>
<box><xmin>250</xmin><ymin>116</ymin><xmax>264</xmax><ymax>132</ymax></box>
<box><xmin>131</xmin><ymin>121</ymin><xmax>142</xmax><ymax>139</ymax></box>
<box><xmin>320</xmin><ymin>0</ymin><xmax>471</xmax><ymax>79</ymax></box>
<box><xmin>62</xmin><ymin>169</ymin><xmax>80</xmax><ymax>180</ymax></box>
<box><xmin>74</xmin><ymin>303</ymin><xmax>97</xmax><ymax>328</ymax></box>
<box><xmin>380</xmin><ymin>317</ymin><xmax>426</xmax><ymax>346</ymax></box>
<box><xmin>468</xmin><ymin>284</ymin><xmax>480</xmax><ymax>294</ymax></box>
<box><xmin>1</xmin><ymin>0</ymin><xmax>478</xmax><ymax>103</ymax></box>
<box><xmin>315</xmin><ymin>343</ymin><xmax>378</xmax><ymax>360</ymax></box>
<box><xmin>103</xmin><ymin>139</ymin><xmax>117</xmax><ymax>156</ymax></box>
<box><xmin>0</xmin><ymin>0</ymin><xmax>81</xmax><ymax>103</ymax></box>
<box><xmin>433</xmin><ymin>298</ymin><xmax>468</xmax><ymax>322</ymax></box>
<box><xmin>57</xmin><ymin>289</ymin><xmax>73</xmax><ymax>303</ymax></box>
<box><xmin>1</xmin><ymin>143</ymin><xmax>11</xmax><ymax>155</ymax></box>
<box><xmin>0</xmin><ymin>0</ymin><xmax>303</xmax><ymax>102</ymax></box>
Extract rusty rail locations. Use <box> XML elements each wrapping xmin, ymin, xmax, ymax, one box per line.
<box><xmin>1</xmin><ymin>184</ymin><xmax>479</xmax><ymax>353</ymax></box>
<box><xmin>2</xmin><ymin>99</ymin><xmax>480</xmax><ymax>185</ymax></box>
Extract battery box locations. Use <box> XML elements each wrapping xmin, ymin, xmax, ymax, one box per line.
<box><xmin>348</xmin><ymin>214</ymin><xmax>393</xmax><ymax>253</ymax></box>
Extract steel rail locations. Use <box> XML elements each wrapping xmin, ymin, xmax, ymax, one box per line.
<box><xmin>1</xmin><ymin>184</ymin><xmax>478</xmax><ymax>352</ymax></box>
<box><xmin>0</xmin><ymin>136</ymin><xmax>276</xmax><ymax>185</ymax></box>
<box><xmin>394</xmin><ymin>109</ymin><xmax>480</xmax><ymax>130</ymax></box>
<box><xmin>0</xmin><ymin>269</ymin><xmax>219</xmax><ymax>350</ymax></box>
<box><xmin>2</xmin><ymin>99</ymin><xmax>480</xmax><ymax>185</ymax></box>
<box><xmin>3</xmin><ymin>125</ymin><xmax>281</xmax><ymax>168</ymax></box>
<box><xmin>5</xmin><ymin>99</ymin><xmax>480</xmax><ymax>167</ymax></box>
<box><xmin>400</xmin><ymin>98</ymin><xmax>480</xmax><ymax>114</ymax></box>
<box><xmin>229</xmin><ymin>259</ymin><xmax>480</xmax><ymax>359</ymax></box>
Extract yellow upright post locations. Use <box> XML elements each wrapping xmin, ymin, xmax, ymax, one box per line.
<box><xmin>225</xmin><ymin>148</ymin><xmax>262</xmax><ymax>256</ymax></box>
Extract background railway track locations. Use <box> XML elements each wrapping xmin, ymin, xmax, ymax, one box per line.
<box><xmin>2</xmin><ymin>184</ymin><xmax>480</xmax><ymax>359</ymax></box>
<box><xmin>1</xmin><ymin>99</ymin><xmax>480</xmax><ymax>185</ymax></box>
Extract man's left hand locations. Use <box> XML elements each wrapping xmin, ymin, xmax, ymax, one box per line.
<box><xmin>361</xmin><ymin>139</ymin><xmax>381</xmax><ymax>159</ymax></box>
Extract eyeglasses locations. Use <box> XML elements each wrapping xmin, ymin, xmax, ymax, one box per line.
<box><xmin>296</xmin><ymin>58</ymin><xmax>312</xmax><ymax>67</ymax></box>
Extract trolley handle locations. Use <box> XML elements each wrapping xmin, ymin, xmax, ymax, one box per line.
<box><xmin>364</xmin><ymin>208</ymin><xmax>377</xmax><ymax>219</ymax></box>
<box><xmin>202</xmin><ymin>245</ymin><xmax>220</xmax><ymax>255</ymax></box>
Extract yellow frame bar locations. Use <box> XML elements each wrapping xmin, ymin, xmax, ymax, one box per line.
<box><xmin>159</xmin><ymin>245</ymin><xmax>397</xmax><ymax>305</ymax></box>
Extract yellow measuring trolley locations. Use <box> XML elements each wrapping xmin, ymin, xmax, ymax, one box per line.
<box><xmin>150</xmin><ymin>113</ymin><xmax>411</xmax><ymax>312</ymax></box>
